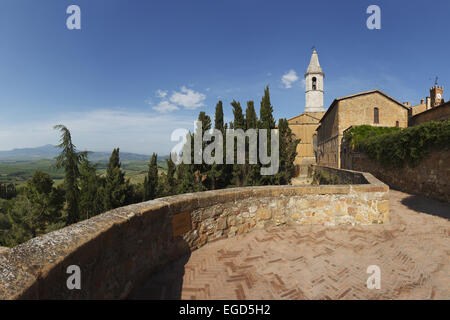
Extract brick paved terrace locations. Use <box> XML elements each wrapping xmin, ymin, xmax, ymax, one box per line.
<box><xmin>129</xmin><ymin>190</ymin><xmax>450</xmax><ymax>300</ymax></box>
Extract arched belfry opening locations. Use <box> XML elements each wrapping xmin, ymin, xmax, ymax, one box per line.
<box><xmin>312</xmin><ymin>77</ymin><xmax>317</xmax><ymax>90</ymax></box>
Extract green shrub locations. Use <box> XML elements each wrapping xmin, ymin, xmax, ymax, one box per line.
<box><xmin>344</xmin><ymin>121</ymin><xmax>450</xmax><ymax>168</ymax></box>
<box><xmin>312</xmin><ymin>171</ymin><xmax>332</xmax><ymax>185</ymax></box>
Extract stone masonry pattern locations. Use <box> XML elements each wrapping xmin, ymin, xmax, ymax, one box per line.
<box><xmin>130</xmin><ymin>190</ymin><xmax>450</xmax><ymax>300</ymax></box>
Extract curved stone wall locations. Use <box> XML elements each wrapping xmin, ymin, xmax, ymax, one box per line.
<box><xmin>0</xmin><ymin>168</ymin><xmax>388</xmax><ymax>299</ymax></box>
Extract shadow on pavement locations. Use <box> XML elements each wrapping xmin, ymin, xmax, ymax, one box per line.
<box><xmin>127</xmin><ymin>244</ymin><xmax>191</xmax><ymax>300</ymax></box>
<box><xmin>401</xmin><ymin>193</ymin><xmax>450</xmax><ymax>220</ymax></box>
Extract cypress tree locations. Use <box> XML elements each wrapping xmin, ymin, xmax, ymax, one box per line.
<box><xmin>245</xmin><ymin>101</ymin><xmax>258</xmax><ymax>130</ymax></box>
<box><xmin>104</xmin><ymin>148</ymin><xmax>128</xmax><ymax>210</ymax></box>
<box><xmin>54</xmin><ymin>125</ymin><xmax>86</xmax><ymax>224</ymax></box>
<box><xmin>196</xmin><ymin>111</ymin><xmax>212</xmax><ymax>189</ymax></box>
<box><xmin>259</xmin><ymin>86</ymin><xmax>276</xmax><ymax>130</ymax></box>
<box><xmin>144</xmin><ymin>153</ymin><xmax>158</xmax><ymax>201</ymax></box>
<box><xmin>245</xmin><ymin>101</ymin><xmax>261</xmax><ymax>186</ymax></box>
<box><xmin>214</xmin><ymin>101</ymin><xmax>224</xmax><ymax>133</ymax></box>
<box><xmin>231</xmin><ymin>100</ymin><xmax>245</xmax><ymax>129</ymax></box>
<box><xmin>258</xmin><ymin>87</ymin><xmax>276</xmax><ymax>185</ymax></box>
<box><xmin>276</xmin><ymin>118</ymin><xmax>300</xmax><ymax>184</ymax></box>
<box><xmin>166</xmin><ymin>155</ymin><xmax>176</xmax><ymax>195</ymax></box>
<box><xmin>176</xmin><ymin>162</ymin><xmax>195</xmax><ymax>194</ymax></box>
<box><xmin>209</xmin><ymin>101</ymin><xmax>227</xmax><ymax>189</ymax></box>
<box><xmin>198</xmin><ymin>111</ymin><xmax>212</xmax><ymax>132</ymax></box>
<box><xmin>231</xmin><ymin>100</ymin><xmax>245</xmax><ymax>186</ymax></box>
<box><xmin>79</xmin><ymin>158</ymin><xmax>104</xmax><ymax>220</ymax></box>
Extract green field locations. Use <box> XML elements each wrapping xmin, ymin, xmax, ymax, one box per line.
<box><xmin>0</xmin><ymin>159</ymin><xmax>168</xmax><ymax>187</ymax></box>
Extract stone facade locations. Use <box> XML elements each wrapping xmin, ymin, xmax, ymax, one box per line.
<box><xmin>287</xmin><ymin>49</ymin><xmax>325</xmax><ymax>165</ymax></box>
<box><xmin>287</xmin><ymin>112</ymin><xmax>324</xmax><ymax>165</ymax></box>
<box><xmin>317</xmin><ymin>90</ymin><xmax>410</xmax><ymax>168</ymax></box>
<box><xmin>0</xmin><ymin>168</ymin><xmax>388</xmax><ymax>299</ymax></box>
<box><xmin>411</xmin><ymin>102</ymin><xmax>428</xmax><ymax>116</ymax></box>
<box><xmin>410</xmin><ymin>101</ymin><xmax>450</xmax><ymax>126</ymax></box>
<box><xmin>343</xmin><ymin>149</ymin><xmax>449</xmax><ymax>202</ymax></box>
<box><xmin>409</xmin><ymin>84</ymin><xmax>445</xmax><ymax>118</ymax></box>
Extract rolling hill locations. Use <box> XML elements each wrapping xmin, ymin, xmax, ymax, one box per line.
<box><xmin>0</xmin><ymin>144</ymin><xmax>154</xmax><ymax>161</ymax></box>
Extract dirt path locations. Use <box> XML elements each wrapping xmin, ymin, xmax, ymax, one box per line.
<box><xmin>129</xmin><ymin>190</ymin><xmax>450</xmax><ymax>300</ymax></box>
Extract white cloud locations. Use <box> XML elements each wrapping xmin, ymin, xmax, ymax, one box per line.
<box><xmin>0</xmin><ymin>109</ymin><xmax>195</xmax><ymax>155</ymax></box>
<box><xmin>169</xmin><ymin>86</ymin><xmax>206</xmax><ymax>109</ymax></box>
<box><xmin>281</xmin><ymin>70</ymin><xmax>299</xmax><ymax>89</ymax></box>
<box><xmin>152</xmin><ymin>100</ymin><xmax>179</xmax><ymax>113</ymax></box>
<box><xmin>156</xmin><ymin>89</ymin><xmax>168</xmax><ymax>99</ymax></box>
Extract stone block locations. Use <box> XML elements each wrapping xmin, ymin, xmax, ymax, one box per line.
<box><xmin>377</xmin><ymin>201</ymin><xmax>389</xmax><ymax>214</ymax></box>
<box><xmin>257</xmin><ymin>207</ymin><xmax>272</xmax><ymax>221</ymax></box>
<box><xmin>216</xmin><ymin>217</ymin><xmax>227</xmax><ymax>230</ymax></box>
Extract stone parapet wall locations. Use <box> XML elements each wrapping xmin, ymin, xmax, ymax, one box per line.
<box><xmin>348</xmin><ymin>149</ymin><xmax>449</xmax><ymax>202</ymax></box>
<box><xmin>309</xmin><ymin>165</ymin><xmax>369</xmax><ymax>185</ymax></box>
<box><xmin>0</xmin><ymin>169</ymin><xmax>388</xmax><ymax>300</ymax></box>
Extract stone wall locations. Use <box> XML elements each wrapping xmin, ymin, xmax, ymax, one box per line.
<box><xmin>0</xmin><ymin>169</ymin><xmax>389</xmax><ymax>300</ymax></box>
<box><xmin>317</xmin><ymin>90</ymin><xmax>409</xmax><ymax>168</ymax></box>
<box><xmin>410</xmin><ymin>102</ymin><xmax>450</xmax><ymax>126</ymax></box>
<box><xmin>310</xmin><ymin>165</ymin><xmax>369</xmax><ymax>185</ymax></box>
<box><xmin>346</xmin><ymin>149</ymin><xmax>449</xmax><ymax>202</ymax></box>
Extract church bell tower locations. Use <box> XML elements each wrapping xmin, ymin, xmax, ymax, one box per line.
<box><xmin>304</xmin><ymin>49</ymin><xmax>325</xmax><ymax>112</ymax></box>
<box><xmin>430</xmin><ymin>79</ymin><xmax>444</xmax><ymax>108</ymax></box>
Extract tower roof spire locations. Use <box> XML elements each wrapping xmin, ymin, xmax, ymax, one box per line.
<box><xmin>306</xmin><ymin>48</ymin><xmax>323</xmax><ymax>75</ymax></box>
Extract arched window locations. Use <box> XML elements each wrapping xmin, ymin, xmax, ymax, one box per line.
<box><xmin>396</xmin><ymin>121</ymin><xmax>399</xmax><ymax>127</ymax></box>
<box><xmin>312</xmin><ymin>77</ymin><xmax>317</xmax><ymax>90</ymax></box>
<box><xmin>374</xmin><ymin>107</ymin><xmax>379</xmax><ymax>124</ymax></box>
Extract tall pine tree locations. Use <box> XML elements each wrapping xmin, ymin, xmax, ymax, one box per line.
<box><xmin>245</xmin><ymin>100</ymin><xmax>261</xmax><ymax>186</ymax></box>
<box><xmin>54</xmin><ymin>125</ymin><xmax>86</xmax><ymax>224</ymax></box>
<box><xmin>104</xmin><ymin>148</ymin><xmax>128</xmax><ymax>210</ymax></box>
<box><xmin>209</xmin><ymin>101</ymin><xmax>228</xmax><ymax>189</ymax></box>
<box><xmin>258</xmin><ymin>87</ymin><xmax>276</xmax><ymax>185</ymax></box>
<box><xmin>231</xmin><ymin>100</ymin><xmax>245</xmax><ymax>186</ymax></box>
<box><xmin>166</xmin><ymin>155</ymin><xmax>176</xmax><ymax>195</ymax></box>
<box><xmin>79</xmin><ymin>158</ymin><xmax>104</xmax><ymax>220</ymax></box>
<box><xmin>143</xmin><ymin>153</ymin><xmax>158</xmax><ymax>201</ymax></box>
<box><xmin>275</xmin><ymin>118</ymin><xmax>300</xmax><ymax>184</ymax></box>
<box><xmin>7</xmin><ymin>171</ymin><xmax>64</xmax><ymax>245</ymax></box>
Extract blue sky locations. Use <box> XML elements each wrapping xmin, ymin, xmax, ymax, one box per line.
<box><xmin>0</xmin><ymin>0</ymin><xmax>449</xmax><ymax>155</ymax></box>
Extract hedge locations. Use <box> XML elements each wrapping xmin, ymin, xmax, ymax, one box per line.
<box><xmin>343</xmin><ymin>121</ymin><xmax>450</xmax><ymax>168</ymax></box>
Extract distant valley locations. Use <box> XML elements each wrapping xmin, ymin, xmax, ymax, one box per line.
<box><xmin>0</xmin><ymin>144</ymin><xmax>154</xmax><ymax>162</ymax></box>
<box><xmin>0</xmin><ymin>145</ymin><xmax>168</xmax><ymax>186</ymax></box>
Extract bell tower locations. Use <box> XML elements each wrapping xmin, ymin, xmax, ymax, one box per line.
<box><xmin>430</xmin><ymin>78</ymin><xmax>444</xmax><ymax>107</ymax></box>
<box><xmin>304</xmin><ymin>48</ymin><xmax>325</xmax><ymax>112</ymax></box>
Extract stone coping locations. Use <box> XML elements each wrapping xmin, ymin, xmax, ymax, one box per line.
<box><xmin>0</xmin><ymin>169</ymin><xmax>388</xmax><ymax>300</ymax></box>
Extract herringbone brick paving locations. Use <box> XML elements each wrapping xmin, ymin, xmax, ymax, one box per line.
<box><xmin>129</xmin><ymin>190</ymin><xmax>450</xmax><ymax>300</ymax></box>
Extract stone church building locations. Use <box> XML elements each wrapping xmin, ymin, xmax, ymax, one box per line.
<box><xmin>287</xmin><ymin>49</ymin><xmax>325</xmax><ymax>165</ymax></box>
<box><xmin>316</xmin><ymin>90</ymin><xmax>410</xmax><ymax>168</ymax></box>
<box><xmin>287</xmin><ymin>49</ymin><xmax>449</xmax><ymax>169</ymax></box>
